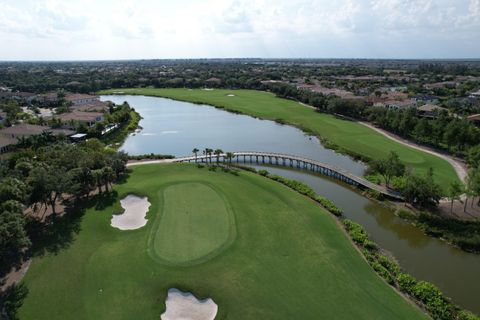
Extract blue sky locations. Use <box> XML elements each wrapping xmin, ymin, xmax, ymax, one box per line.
<box><xmin>0</xmin><ymin>0</ymin><xmax>479</xmax><ymax>60</ymax></box>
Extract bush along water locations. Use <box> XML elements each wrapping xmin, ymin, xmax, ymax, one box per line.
<box><xmin>240</xmin><ymin>167</ymin><xmax>479</xmax><ymax>320</ymax></box>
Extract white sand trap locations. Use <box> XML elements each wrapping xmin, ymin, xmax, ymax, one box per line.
<box><xmin>161</xmin><ymin>288</ymin><xmax>218</xmax><ymax>320</ymax></box>
<box><xmin>111</xmin><ymin>195</ymin><xmax>150</xmax><ymax>230</ymax></box>
<box><xmin>227</xmin><ymin>94</ymin><xmax>235</xmax><ymax>97</ymax></box>
<box><xmin>202</xmin><ymin>88</ymin><xmax>214</xmax><ymax>91</ymax></box>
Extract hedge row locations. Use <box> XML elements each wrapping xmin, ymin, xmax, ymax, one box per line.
<box><xmin>343</xmin><ymin>219</ymin><xmax>478</xmax><ymax>320</ymax></box>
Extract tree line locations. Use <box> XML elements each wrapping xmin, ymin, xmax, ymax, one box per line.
<box><xmin>0</xmin><ymin>140</ymin><xmax>128</xmax><ymax>275</ymax></box>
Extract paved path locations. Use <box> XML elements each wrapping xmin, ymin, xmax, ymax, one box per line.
<box><xmin>359</xmin><ymin>122</ymin><xmax>468</xmax><ymax>182</ymax></box>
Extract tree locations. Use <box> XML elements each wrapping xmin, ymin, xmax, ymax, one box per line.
<box><xmin>225</xmin><ymin>152</ymin><xmax>234</xmax><ymax>166</ymax></box>
<box><xmin>467</xmin><ymin>145</ymin><xmax>480</xmax><ymax>168</ymax></box>
<box><xmin>0</xmin><ymin>202</ymin><xmax>30</xmax><ymax>265</ymax></box>
<box><xmin>214</xmin><ymin>149</ymin><xmax>223</xmax><ymax>163</ymax></box>
<box><xmin>192</xmin><ymin>148</ymin><xmax>199</xmax><ymax>162</ymax></box>
<box><xmin>400</xmin><ymin>170</ymin><xmax>442</xmax><ymax>208</ymax></box>
<box><xmin>447</xmin><ymin>181</ymin><xmax>464</xmax><ymax>214</ymax></box>
<box><xmin>372</xmin><ymin>151</ymin><xmax>405</xmax><ymax>188</ymax></box>
<box><xmin>0</xmin><ymin>177</ymin><xmax>27</xmax><ymax>203</ymax></box>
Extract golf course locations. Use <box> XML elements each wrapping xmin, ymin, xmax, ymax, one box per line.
<box><xmin>100</xmin><ymin>88</ymin><xmax>459</xmax><ymax>187</ymax></box>
<box><xmin>18</xmin><ymin>164</ymin><xmax>427</xmax><ymax>319</ymax></box>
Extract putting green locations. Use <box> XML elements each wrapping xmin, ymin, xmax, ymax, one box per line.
<box><xmin>150</xmin><ymin>182</ymin><xmax>235</xmax><ymax>265</ymax></box>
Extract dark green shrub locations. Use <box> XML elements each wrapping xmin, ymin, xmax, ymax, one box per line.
<box><xmin>258</xmin><ymin>170</ymin><xmax>269</xmax><ymax>176</ymax></box>
<box><xmin>396</xmin><ymin>273</ymin><xmax>417</xmax><ymax>293</ymax></box>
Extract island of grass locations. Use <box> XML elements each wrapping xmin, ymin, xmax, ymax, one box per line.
<box><xmin>99</xmin><ymin>88</ymin><xmax>460</xmax><ymax>187</ymax></box>
<box><xmin>19</xmin><ymin>164</ymin><xmax>427</xmax><ymax>319</ymax></box>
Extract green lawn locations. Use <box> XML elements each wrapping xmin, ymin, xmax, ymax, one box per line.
<box><xmin>150</xmin><ymin>182</ymin><xmax>236</xmax><ymax>265</ymax></box>
<box><xmin>100</xmin><ymin>88</ymin><xmax>459</xmax><ymax>187</ymax></box>
<box><xmin>19</xmin><ymin>164</ymin><xmax>427</xmax><ymax>319</ymax></box>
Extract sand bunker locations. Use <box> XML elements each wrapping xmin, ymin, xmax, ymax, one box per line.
<box><xmin>227</xmin><ymin>94</ymin><xmax>235</xmax><ymax>97</ymax></box>
<box><xmin>161</xmin><ymin>289</ymin><xmax>218</xmax><ymax>320</ymax></box>
<box><xmin>111</xmin><ymin>195</ymin><xmax>150</xmax><ymax>230</ymax></box>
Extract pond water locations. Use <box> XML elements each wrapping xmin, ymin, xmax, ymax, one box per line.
<box><xmin>102</xmin><ymin>95</ymin><xmax>480</xmax><ymax>314</ymax></box>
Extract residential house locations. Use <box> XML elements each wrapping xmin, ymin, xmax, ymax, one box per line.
<box><xmin>0</xmin><ymin>111</ymin><xmax>7</xmax><ymax>125</ymax></box>
<box><xmin>70</xmin><ymin>100</ymin><xmax>109</xmax><ymax>113</ymax></box>
<box><xmin>0</xmin><ymin>124</ymin><xmax>50</xmax><ymax>139</ymax></box>
<box><xmin>469</xmin><ymin>89</ymin><xmax>480</xmax><ymax>99</ymax></box>
<box><xmin>467</xmin><ymin>114</ymin><xmax>480</xmax><ymax>125</ymax></box>
<box><xmin>0</xmin><ymin>91</ymin><xmax>37</xmax><ymax>103</ymax></box>
<box><xmin>417</xmin><ymin>104</ymin><xmax>447</xmax><ymax>118</ymax></box>
<box><xmin>57</xmin><ymin>111</ymin><xmax>104</xmax><ymax>127</ymax></box>
<box><xmin>411</xmin><ymin>94</ymin><xmax>439</xmax><ymax>104</ymax></box>
<box><xmin>65</xmin><ymin>93</ymin><xmax>100</xmax><ymax>106</ymax></box>
<box><xmin>374</xmin><ymin>99</ymin><xmax>416</xmax><ymax>110</ymax></box>
<box><xmin>0</xmin><ymin>136</ymin><xmax>16</xmax><ymax>153</ymax></box>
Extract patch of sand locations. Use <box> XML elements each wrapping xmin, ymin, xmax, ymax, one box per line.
<box><xmin>227</xmin><ymin>94</ymin><xmax>235</xmax><ymax>97</ymax></box>
<box><xmin>202</xmin><ymin>88</ymin><xmax>214</xmax><ymax>91</ymax></box>
<box><xmin>161</xmin><ymin>288</ymin><xmax>218</xmax><ymax>320</ymax></box>
<box><xmin>111</xmin><ymin>195</ymin><xmax>150</xmax><ymax>230</ymax></box>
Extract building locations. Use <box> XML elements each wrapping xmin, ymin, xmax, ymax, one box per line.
<box><xmin>57</xmin><ymin>111</ymin><xmax>104</xmax><ymax>127</ymax></box>
<box><xmin>469</xmin><ymin>90</ymin><xmax>480</xmax><ymax>99</ymax></box>
<box><xmin>417</xmin><ymin>104</ymin><xmax>447</xmax><ymax>118</ymax></box>
<box><xmin>374</xmin><ymin>99</ymin><xmax>416</xmax><ymax>110</ymax></box>
<box><xmin>0</xmin><ymin>124</ymin><xmax>50</xmax><ymax>139</ymax></box>
<box><xmin>65</xmin><ymin>93</ymin><xmax>100</xmax><ymax>106</ymax></box>
<box><xmin>0</xmin><ymin>91</ymin><xmax>37</xmax><ymax>103</ymax></box>
<box><xmin>411</xmin><ymin>94</ymin><xmax>439</xmax><ymax>104</ymax></box>
<box><xmin>0</xmin><ymin>111</ymin><xmax>7</xmax><ymax>125</ymax></box>
<box><xmin>70</xmin><ymin>100</ymin><xmax>109</xmax><ymax>112</ymax></box>
<box><xmin>0</xmin><ymin>135</ymin><xmax>16</xmax><ymax>153</ymax></box>
<box><xmin>467</xmin><ymin>114</ymin><xmax>480</xmax><ymax>125</ymax></box>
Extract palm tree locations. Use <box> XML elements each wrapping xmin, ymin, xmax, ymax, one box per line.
<box><xmin>192</xmin><ymin>148</ymin><xmax>199</xmax><ymax>162</ymax></box>
<box><xmin>214</xmin><ymin>149</ymin><xmax>223</xmax><ymax>163</ymax></box>
<box><xmin>226</xmin><ymin>152</ymin><xmax>234</xmax><ymax>167</ymax></box>
<box><xmin>204</xmin><ymin>148</ymin><xmax>213</xmax><ymax>164</ymax></box>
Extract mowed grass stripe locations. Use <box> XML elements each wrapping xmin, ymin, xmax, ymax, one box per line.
<box><xmin>152</xmin><ymin>182</ymin><xmax>234</xmax><ymax>265</ymax></box>
<box><xmin>19</xmin><ymin>164</ymin><xmax>427</xmax><ymax>319</ymax></box>
<box><xmin>101</xmin><ymin>88</ymin><xmax>459</xmax><ymax>187</ymax></box>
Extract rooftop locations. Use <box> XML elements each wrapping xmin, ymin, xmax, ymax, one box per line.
<box><xmin>0</xmin><ymin>124</ymin><xmax>49</xmax><ymax>136</ymax></box>
<box><xmin>418</xmin><ymin>104</ymin><xmax>447</xmax><ymax>112</ymax></box>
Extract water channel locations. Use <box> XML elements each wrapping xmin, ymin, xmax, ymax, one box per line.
<box><xmin>103</xmin><ymin>95</ymin><xmax>480</xmax><ymax>313</ymax></box>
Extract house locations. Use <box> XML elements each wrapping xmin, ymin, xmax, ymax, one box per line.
<box><xmin>467</xmin><ymin>114</ymin><xmax>480</xmax><ymax>125</ymax></box>
<box><xmin>0</xmin><ymin>91</ymin><xmax>37</xmax><ymax>103</ymax></box>
<box><xmin>0</xmin><ymin>124</ymin><xmax>50</xmax><ymax>139</ymax></box>
<box><xmin>374</xmin><ymin>99</ymin><xmax>416</xmax><ymax>110</ymax></box>
<box><xmin>70</xmin><ymin>100</ymin><xmax>109</xmax><ymax>112</ymax></box>
<box><xmin>417</xmin><ymin>104</ymin><xmax>447</xmax><ymax>118</ymax></box>
<box><xmin>0</xmin><ymin>135</ymin><xmax>17</xmax><ymax>153</ymax></box>
<box><xmin>57</xmin><ymin>111</ymin><xmax>104</xmax><ymax>127</ymax></box>
<box><xmin>411</xmin><ymin>94</ymin><xmax>439</xmax><ymax>104</ymax></box>
<box><xmin>469</xmin><ymin>90</ymin><xmax>480</xmax><ymax>99</ymax></box>
<box><xmin>0</xmin><ymin>111</ymin><xmax>7</xmax><ymax>125</ymax></box>
<box><xmin>65</xmin><ymin>93</ymin><xmax>100</xmax><ymax>106</ymax></box>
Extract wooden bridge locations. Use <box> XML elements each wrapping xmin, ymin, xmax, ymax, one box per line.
<box><xmin>173</xmin><ymin>151</ymin><xmax>404</xmax><ymax>200</ymax></box>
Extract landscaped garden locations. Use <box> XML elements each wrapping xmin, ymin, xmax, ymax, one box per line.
<box><xmin>18</xmin><ymin>164</ymin><xmax>426</xmax><ymax>319</ymax></box>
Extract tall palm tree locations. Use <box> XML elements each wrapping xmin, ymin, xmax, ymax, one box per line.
<box><xmin>192</xmin><ymin>148</ymin><xmax>199</xmax><ymax>162</ymax></box>
<box><xmin>205</xmin><ymin>148</ymin><xmax>213</xmax><ymax>164</ymax></box>
<box><xmin>226</xmin><ymin>152</ymin><xmax>234</xmax><ymax>166</ymax></box>
<box><xmin>214</xmin><ymin>149</ymin><xmax>223</xmax><ymax>163</ymax></box>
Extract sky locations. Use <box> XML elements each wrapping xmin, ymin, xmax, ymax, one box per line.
<box><xmin>0</xmin><ymin>0</ymin><xmax>479</xmax><ymax>60</ymax></box>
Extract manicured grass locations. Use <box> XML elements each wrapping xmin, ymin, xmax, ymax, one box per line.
<box><xmin>100</xmin><ymin>88</ymin><xmax>459</xmax><ymax>187</ymax></box>
<box><xmin>150</xmin><ymin>182</ymin><xmax>235</xmax><ymax>265</ymax></box>
<box><xmin>19</xmin><ymin>164</ymin><xmax>427</xmax><ymax>319</ymax></box>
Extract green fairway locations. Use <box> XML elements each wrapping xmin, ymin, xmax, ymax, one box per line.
<box><xmin>150</xmin><ymin>182</ymin><xmax>235</xmax><ymax>265</ymax></box>
<box><xmin>100</xmin><ymin>88</ymin><xmax>459</xmax><ymax>187</ymax></box>
<box><xmin>19</xmin><ymin>164</ymin><xmax>426</xmax><ymax>319</ymax></box>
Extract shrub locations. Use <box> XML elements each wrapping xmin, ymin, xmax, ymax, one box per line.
<box><xmin>396</xmin><ymin>272</ymin><xmax>418</xmax><ymax>293</ymax></box>
<box><xmin>412</xmin><ymin>281</ymin><xmax>454</xmax><ymax>320</ymax></box>
<box><xmin>370</xmin><ymin>261</ymin><xmax>395</xmax><ymax>285</ymax></box>
<box><xmin>343</xmin><ymin>219</ymin><xmax>369</xmax><ymax>245</ymax></box>
<box><xmin>258</xmin><ymin>169</ymin><xmax>269</xmax><ymax>176</ymax></box>
<box><xmin>313</xmin><ymin>195</ymin><xmax>343</xmax><ymax>216</ymax></box>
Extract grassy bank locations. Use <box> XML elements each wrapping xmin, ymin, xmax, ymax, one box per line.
<box><xmin>100</xmin><ymin>110</ymin><xmax>141</xmax><ymax>148</ymax></box>
<box><xmin>19</xmin><ymin>164</ymin><xmax>426</xmax><ymax>319</ymax></box>
<box><xmin>99</xmin><ymin>88</ymin><xmax>459</xmax><ymax>187</ymax></box>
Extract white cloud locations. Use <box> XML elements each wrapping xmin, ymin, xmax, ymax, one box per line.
<box><xmin>0</xmin><ymin>0</ymin><xmax>478</xmax><ymax>59</ymax></box>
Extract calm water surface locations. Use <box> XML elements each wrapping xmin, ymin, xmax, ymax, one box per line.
<box><xmin>102</xmin><ymin>95</ymin><xmax>480</xmax><ymax>313</ymax></box>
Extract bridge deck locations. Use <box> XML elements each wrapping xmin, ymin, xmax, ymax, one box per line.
<box><xmin>174</xmin><ymin>151</ymin><xmax>404</xmax><ymax>200</ymax></box>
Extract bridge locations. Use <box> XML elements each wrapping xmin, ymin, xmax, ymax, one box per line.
<box><xmin>172</xmin><ymin>151</ymin><xmax>404</xmax><ymax>200</ymax></box>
